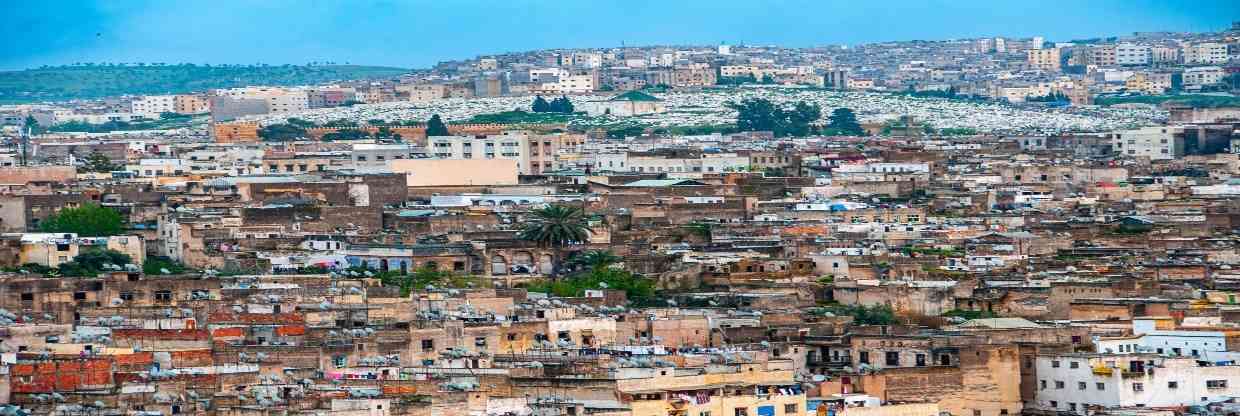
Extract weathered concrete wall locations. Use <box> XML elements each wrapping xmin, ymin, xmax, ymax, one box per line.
<box><xmin>0</xmin><ymin>166</ymin><xmax>76</xmax><ymax>185</ymax></box>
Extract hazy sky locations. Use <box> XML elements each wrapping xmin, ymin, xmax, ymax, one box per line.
<box><xmin>3</xmin><ymin>0</ymin><xmax>1235</xmax><ymax>70</ymax></box>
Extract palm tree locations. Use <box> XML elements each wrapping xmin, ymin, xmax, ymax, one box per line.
<box><xmin>568</xmin><ymin>250</ymin><xmax>621</xmax><ymax>274</ymax></box>
<box><xmin>519</xmin><ymin>204</ymin><xmax>590</xmax><ymax>276</ymax></box>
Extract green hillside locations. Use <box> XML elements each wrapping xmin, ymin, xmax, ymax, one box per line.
<box><xmin>0</xmin><ymin>64</ymin><xmax>410</xmax><ymax>104</ymax></box>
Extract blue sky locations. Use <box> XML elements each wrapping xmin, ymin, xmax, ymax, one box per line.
<box><xmin>2</xmin><ymin>0</ymin><xmax>1235</xmax><ymax>70</ymax></box>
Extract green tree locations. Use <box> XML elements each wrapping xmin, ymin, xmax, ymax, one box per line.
<box><xmin>426</xmin><ymin>114</ymin><xmax>449</xmax><ymax>136</ymax></box>
<box><xmin>23</xmin><ymin>116</ymin><xmax>43</xmax><ymax>134</ymax></box>
<box><xmin>815</xmin><ymin>304</ymin><xmax>896</xmax><ymax>325</ymax></box>
<box><xmin>532</xmin><ymin>95</ymin><xmax>551</xmax><ymax>112</ymax></box>
<box><xmin>375</xmin><ymin>126</ymin><xmax>402</xmax><ymax>142</ymax></box>
<box><xmin>40</xmin><ymin>203</ymin><xmax>124</xmax><ymax>236</ymax></box>
<box><xmin>258</xmin><ymin>123</ymin><xmax>307</xmax><ymax>141</ymax></box>
<box><xmin>286</xmin><ymin>118</ymin><xmax>316</xmax><ymax>128</ymax></box>
<box><xmin>83</xmin><ymin>151</ymin><xmax>119</xmax><ymax>173</ymax></box>
<box><xmin>825</xmin><ymin>107</ymin><xmax>865</xmax><ymax>136</ymax></box>
<box><xmin>548</xmin><ymin>95</ymin><xmax>575</xmax><ymax>113</ymax></box>
<box><xmin>58</xmin><ymin>249</ymin><xmax>133</xmax><ymax>277</ymax></box>
<box><xmin>728</xmin><ymin>98</ymin><xmax>820</xmax><ymax>137</ymax></box>
<box><xmin>568</xmin><ymin>250</ymin><xmax>622</xmax><ymax>274</ymax></box>
<box><xmin>786</xmin><ymin>101</ymin><xmax>822</xmax><ymax>137</ymax></box>
<box><xmin>143</xmin><ymin>256</ymin><xmax>187</xmax><ymax>275</ymax></box>
<box><xmin>323</xmin><ymin>119</ymin><xmax>358</xmax><ymax>128</ymax></box>
<box><xmin>519</xmin><ymin>204</ymin><xmax>590</xmax><ymax>276</ymax></box>
<box><xmin>321</xmin><ymin>129</ymin><xmax>372</xmax><ymax>141</ymax></box>
<box><xmin>524</xmin><ymin>268</ymin><xmax>655</xmax><ymax>301</ymax></box>
<box><xmin>729</xmin><ymin>98</ymin><xmax>782</xmax><ymax>133</ymax></box>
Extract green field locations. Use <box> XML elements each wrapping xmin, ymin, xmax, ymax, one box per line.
<box><xmin>1094</xmin><ymin>94</ymin><xmax>1240</xmax><ymax>108</ymax></box>
<box><xmin>0</xmin><ymin>64</ymin><xmax>410</xmax><ymax>103</ymax></box>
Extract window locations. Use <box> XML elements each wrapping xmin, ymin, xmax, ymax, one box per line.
<box><xmin>1207</xmin><ymin>380</ymin><xmax>1227</xmax><ymax>389</ymax></box>
<box><xmin>475</xmin><ymin>337</ymin><xmax>487</xmax><ymax>347</ymax></box>
<box><xmin>785</xmin><ymin>404</ymin><xmax>797</xmax><ymax>414</ymax></box>
<box><xmin>1040</xmin><ymin>380</ymin><xmax>1047</xmax><ymax>390</ymax></box>
<box><xmin>119</xmin><ymin>292</ymin><xmax>134</xmax><ymax>301</ymax></box>
<box><xmin>421</xmin><ymin>339</ymin><xmax>434</xmax><ymax>352</ymax></box>
<box><xmin>507</xmin><ymin>333</ymin><xmax>517</xmax><ymax>341</ymax></box>
<box><xmin>1070</xmin><ymin>361</ymin><xmax>1079</xmax><ymax>369</ymax></box>
<box><xmin>1055</xmin><ymin>381</ymin><xmax>1065</xmax><ymax>389</ymax></box>
<box><xmin>1168</xmin><ymin>381</ymin><xmax>1178</xmax><ymax>389</ymax></box>
<box><xmin>1132</xmin><ymin>383</ymin><xmax>1144</xmax><ymax>392</ymax></box>
<box><xmin>701</xmin><ymin>412</ymin><xmax>711</xmax><ymax>416</ymax></box>
<box><xmin>885</xmin><ymin>351</ymin><xmax>900</xmax><ymax>366</ymax></box>
<box><xmin>154</xmin><ymin>290</ymin><xmax>173</xmax><ymax>301</ymax></box>
<box><xmin>1078</xmin><ymin>382</ymin><xmax>1087</xmax><ymax>390</ymax></box>
<box><xmin>1068</xmin><ymin>403</ymin><xmax>1077</xmax><ymax>412</ymax></box>
<box><xmin>1051</xmin><ymin>360</ymin><xmax>1060</xmax><ymax>368</ymax></box>
<box><xmin>859</xmin><ymin>351</ymin><xmax>869</xmax><ymax>364</ymax></box>
<box><xmin>1050</xmin><ymin>401</ymin><xmax>1058</xmax><ymax>409</ymax></box>
<box><xmin>735</xmin><ymin>408</ymin><xmax>748</xmax><ymax>416</ymax></box>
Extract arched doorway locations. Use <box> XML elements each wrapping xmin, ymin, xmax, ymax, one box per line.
<box><xmin>511</xmin><ymin>251</ymin><xmax>534</xmax><ymax>274</ymax></box>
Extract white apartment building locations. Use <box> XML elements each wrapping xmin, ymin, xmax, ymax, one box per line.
<box><xmin>126</xmin><ymin>158</ymin><xmax>187</xmax><ymax>177</ymax></box>
<box><xmin>130</xmin><ymin>95</ymin><xmax>177</xmax><ymax>118</ymax></box>
<box><xmin>350</xmin><ymin>143</ymin><xmax>419</xmax><ymax>169</ymax></box>
<box><xmin>427</xmin><ymin>132</ymin><xmax>585</xmax><ymax>175</ymax></box>
<box><xmin>1096</xmin><ymin>332</ymin><xmax>1227</xmax><ymax>359</ymax></box>
<box><xmin>593</xmin><ymin>153</ymin><xmax>629</xmax><ymax>172</ymax></box>
<box><xmin>623</xmin><ymin>153</ymin><xmax>749</xmax><ymax>176</ymax></box>
<box><xmin>217</xmin><ymin>87</ymin><xmax>309</xmax><ymax>114</ymax></box>
<box><xmin>529</xmin><ymin>68</ymin><xmax>565</xmax><ymax>83</ymax></box>
<box><xmin>395</xmin><ymin>84</ymin><xmax>448</xmax><ymax>103</ymax></box>
<box><xmin>543</xmin><ymin>72</ymin><xmax>597</xmax><ymax>94</ymax></box>
<box><xmin>1112</xmin><ymin>126</ymin><xmax>1185</xmax><ymax>160</ymax></box>
<box><xmin>1114</xmin><ymin>44</ymin><xmax>1152</xmax><ymax>66</ymax></box>
<box><xmin>1183</xmin><ymin>43</ymin><xmax>1229</xmax><ymax>65</ymax></box>
<box><xmin>721</xmin><ymin>65</ymin><xmax>761</xmax><ymax>78</ymax></box>
<box><xmin>1151</xmin><ymin>46</ymin><xmax>1179</xmax><ymax>63</ymax></box>
<box><xmin>573</xmin><ymin>52</ymin><xmax>603</xmax><ymax>68</ymax></box>
<box><xmin>1183</xmin><ymin>66</ymin><xmax>1225</xmax><ymax>89</ymax></box>
<box><xmin>834</xmin><ymin>162</ymin><xmax>931</xmax><ymax>174</ymax></box>
<box><xmin>1033</xmin><ymin>353</ymin><xmax>1240</xmax><ymax>414</ymax></box>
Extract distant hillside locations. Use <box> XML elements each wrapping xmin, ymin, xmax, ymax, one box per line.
<box><xmin>0</xmin><ymin>64</ymin><xmax>409</xmax><ymax>104</ymax></box>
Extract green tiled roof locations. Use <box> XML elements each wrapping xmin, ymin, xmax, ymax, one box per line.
<box><xmin>609</xmin><ymin>90</ymin><xmax>662</xmax><ymax>102</ymax></box>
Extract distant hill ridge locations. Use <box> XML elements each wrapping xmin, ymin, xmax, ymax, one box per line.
<box><xmin>0</xmin><ymin>64</ymin><xmax>410</xmax><ymax>104</ymax></box>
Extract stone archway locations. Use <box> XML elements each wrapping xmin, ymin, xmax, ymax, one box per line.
<box><xmin>511</xmin><ymin>251</ymin><xmax>534</xmax><ymax>274</ymax></box>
